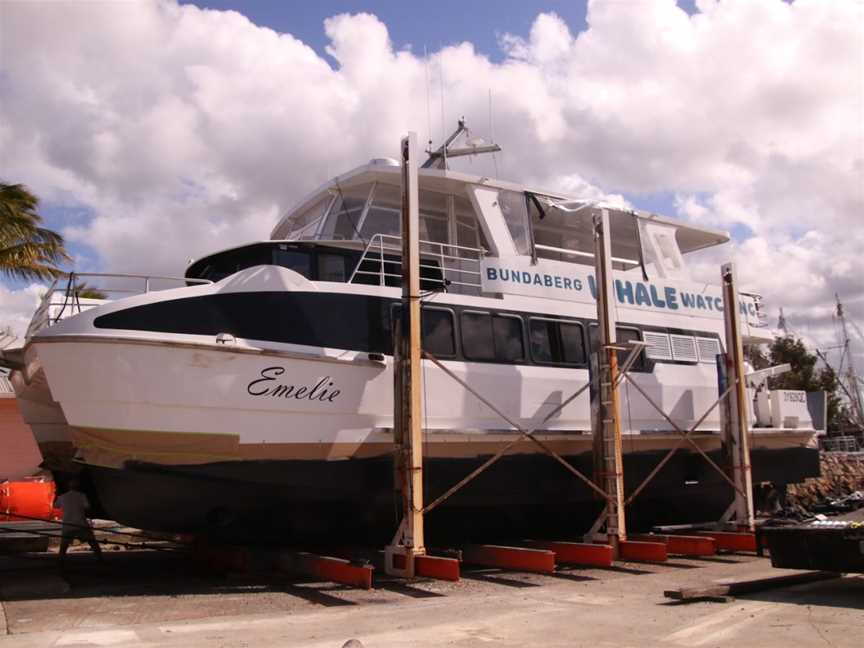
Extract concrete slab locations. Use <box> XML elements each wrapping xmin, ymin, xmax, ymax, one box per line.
<box><xmin>0</xmin><ymin>573</ymin><xmax>70</xmax><ymax>600</ymax></box>
<box><xmin>0</xmin><ymin>550</ymin><xmax>860</xmax><ymax>647</ymax></box>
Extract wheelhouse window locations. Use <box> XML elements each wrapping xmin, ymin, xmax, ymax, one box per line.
<box><xmin>529</xmin><ymin>318</ymin><xmax>585</xmax><ymax>366</ymax></box>
<box><xmin>282</xmin><ymin>195</ymin><xmax>333</xmax><ymax>240</ymax></box>
<box><xmin>320</xmin><ymin>184</ymin><xmax>371</xmax><ymax>240</ymax></box>
<box><xmin>498</xmin><ymin>189</ymin><xmax>532</xmax><ymax>255</ymax></box>
<box><xmin>358</xmin><ymin>183</ymin><xmax>401</xmax><ymax>241</ymax></box>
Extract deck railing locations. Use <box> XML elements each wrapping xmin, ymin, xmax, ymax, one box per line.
<box><xmin>348</xmin><ymin>234</ymin><xmax>485</xmax><ymax>292</ymax></box>
<box><xmin>26</xmin><ymin>272</ymin><xmax>212</xmax><ymax>339</ymax></box>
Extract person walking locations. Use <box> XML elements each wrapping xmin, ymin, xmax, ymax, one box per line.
<box><xmin>55</xmin><ymin>478</ymin><xmax>103</xmax><ymax>571</ymax></box>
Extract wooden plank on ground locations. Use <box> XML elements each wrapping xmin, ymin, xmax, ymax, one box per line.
<box><xmin>664</xmin><ymin>570</ymin><xmax>840</xmax><ymax>602</ymax></box>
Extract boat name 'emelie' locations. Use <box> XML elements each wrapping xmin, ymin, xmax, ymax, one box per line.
<box><xmin>246</xmin><ymin>367</ymin><xmax>342</xmax><ymax>402</ymax></box>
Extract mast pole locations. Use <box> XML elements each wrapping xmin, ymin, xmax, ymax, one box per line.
<box><xmin>837</xmin><ymin>294</ymin><xmax>864</xmax><ymax>428</ymax></box>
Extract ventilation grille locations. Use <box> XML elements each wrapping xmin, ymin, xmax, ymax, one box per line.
<box><xmin>643</xmin><ymin>331</ymin><xmax>673</xmax><ymax>361</ymax></box>
<box><xmin>670</xmin><ymin>334</ymin><xmax>699</xmax><ymax>362</ymax></box>
<box><xmin>696</xmin><ymin>337</ymin><xmax>722</xmax><ymax>364</ymax></box>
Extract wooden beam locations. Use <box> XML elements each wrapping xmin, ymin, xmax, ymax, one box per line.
<box><xmin>665</xmin><ymin>570</ymin><xmax>840</xmax><ymax>602</ymax></box>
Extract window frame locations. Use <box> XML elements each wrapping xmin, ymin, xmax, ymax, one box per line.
<box><xmin>528</xmin><ymin>316</ymin><xmax>588</xmax><ymax>368</ymax></box>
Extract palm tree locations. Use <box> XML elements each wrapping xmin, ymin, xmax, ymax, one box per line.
<box><xmin>0</xmin><ymin>182</ymin><xmax>70</xmax><ymax>280</ymax></box>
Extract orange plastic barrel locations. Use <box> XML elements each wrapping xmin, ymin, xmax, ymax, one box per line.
<box><xmin>0</xmin><ymin>479</ymin><xmax>57</xmax><ymax>522</ymax></box>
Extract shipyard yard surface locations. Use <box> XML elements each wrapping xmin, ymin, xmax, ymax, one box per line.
<box><xmin>1</xmin><ymin>550</ymin><xmax>860</xmax><ymax>648</ymax></box>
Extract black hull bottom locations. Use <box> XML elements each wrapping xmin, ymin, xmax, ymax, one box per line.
<box><xmin>83</xmin><ymin>446</ymin><xmax>819</xmax><ymax>545</ymax></box>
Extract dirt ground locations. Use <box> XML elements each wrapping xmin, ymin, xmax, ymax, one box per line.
<box><xmin>0</xmin><ymin>547</ymin><xmax>861</xmax><ymax>648</ymax></box>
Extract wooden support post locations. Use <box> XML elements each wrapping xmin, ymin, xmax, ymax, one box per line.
<box><xmin>592</xmin><ymin>209</ymin><xmax>626</xmax><ymax>556</ymax></box>
<box><xmin>462</xmin><ymin>544</ymin><xmax>556</xmax><ymax>573</ymax></box>
<box><xmin>385</xmin><ymin>132</ymin><xmax>426</xmax><ymax>577</ymax></box>
<box><xmin>721</xmin><ymin>262</ymin><xmax>755</xmax><ymax>532</ymax></box>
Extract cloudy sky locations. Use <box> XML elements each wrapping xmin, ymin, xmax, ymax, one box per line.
<box><xmin>1</xmin><ymin>0</ymin><xmax>862</xmax><ymax>373</ymax></box>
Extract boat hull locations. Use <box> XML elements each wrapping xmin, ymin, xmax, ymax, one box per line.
<box><xmin>82</xmin><ymin>443</ymin><xmax>819</xmax><ymax>544</ymax></box>
<box><xmin>8</xmin><ymin>347</ymin><xmax>74</xmax><ymax>465</ymax></box>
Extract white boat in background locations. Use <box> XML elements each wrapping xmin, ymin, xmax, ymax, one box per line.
<box><xmin>11</xmin><ymin>124</ymin><xmax>826</xmax><ymax>541</ymax></box>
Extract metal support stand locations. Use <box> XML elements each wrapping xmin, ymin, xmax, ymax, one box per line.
<box><xmin>385</xmin><ymin>132</ymin><xmax>426</xmax><ymax>577</ymax></box>
<box><xmin>590</xmin><ymin>210</ymin><xmax>627</xmax><ymax>555</ymax></box>
<box><xmin>721</xmin><ymin>262</ymin><xmax>755</xmax><ymax>531</ymax></box>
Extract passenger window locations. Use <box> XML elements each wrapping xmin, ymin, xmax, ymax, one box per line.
<box><xmin>493</xmin><ymin>315</ymin><xmax>524</xmax><ymax>362</ymax></box>
<box><xmin>560</xmin><ymin>323</ymin><xmax>585</xmax><ymax>364</ymax></box>
<box><xmin>461</xmin><ymin>312</ymin><xmax>494</xmax><ymax>360</ymax></box>
<box><xmin>529</xmin><ymin>319</ymin><xmax>555</xmax><ymax>363</ymax></box>
<box><xmin>616</xmin><ymin>328</ymin><xmax>644</xmax><ymax>368</ymax></box>
<box><xmin>422</xmin><ymin>308</ymin><xmax>456</xmax><ymax>357</ymax></box>
<box><xmin>588</xmin><ymin>324</ymin><xmax>644</xmax><ymax>369</ymax></box>
<box><xmin>317</xmin><ymin>253</ymin><xmax>346</xmax><ymax>282</ymax></box>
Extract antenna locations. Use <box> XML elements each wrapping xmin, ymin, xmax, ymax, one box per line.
<box><xmin>777</xmin><ymin>307</ymin><xmax>789</xmax><ymax>336</ymax></box>
<box><xmin>488</xmin><ymin>88</ymin><xmax>499</xmax><ymax>178</ymax></box>
<box><xmin>836</xmin><ymin>293</ymin><xmax>864</xmax><ymax>427</ymax></box>
<box><xmin>424</xmin><ymin>46</ymin><xmax>433</xmax><ymax>154</ymax></box>
<box><xmin>439</xmin><ymin>55</ymin><xmax>446</xmax><ymax>168</ymax></box>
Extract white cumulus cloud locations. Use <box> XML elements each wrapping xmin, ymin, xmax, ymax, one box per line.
<box><xmin>0</xmin><ymin>0</ymin><xmax>861</xmax><ymax>372</ymax></box>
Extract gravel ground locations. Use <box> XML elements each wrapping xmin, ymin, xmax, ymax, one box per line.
<box><xmin>1</xmin><ymin>547</ymin><xmax>861</xmax><ymax>647</ymax></box>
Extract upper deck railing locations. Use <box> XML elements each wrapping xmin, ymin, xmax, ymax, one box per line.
<box><xmin>27</xmin><ymin>272</ymin><xmax>212</xmax><ymax>339</ymax></box>
<box><xmin>348</xmin><ymin>234</ymin><xmax>485</xmax><ymax>293</ymax></box>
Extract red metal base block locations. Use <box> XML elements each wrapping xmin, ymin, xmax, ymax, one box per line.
<box><xmin>461</xmin><ymin>544</ymin><xmax>556</xmax><ymax>573</ymax></box>
<box><xmin>632</xmin><ymin>534</ymin><xmax>717</xmax><ymax>556</ymax></box>
<box><xmin>415</xmin><ymin>554</ymin><xmax>460</xmax><ymax>581</ymax></box>
<box><xmin>528</xmin><ymin>541</ymin><xmax>613</xmax><ymax>567</ymax></box>
<box><xmin>278</xmin><ymin>552</ymin><xmax>374</xmax><ymax>589</ymax></box>
<box><xmin>618</xmin><ymin>540</ymin><xmax>668</xmax><ymax>562</ymax></box>
<box><xmin>696</xmin><ymin>531</ymin><xmax>757</xmax><ymax>553</ymax></box>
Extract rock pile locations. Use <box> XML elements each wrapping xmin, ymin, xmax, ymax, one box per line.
<box><xmin>787</xmin><ymin>452</ymin><xmax>864</xmax><ymax>510</ymax></box>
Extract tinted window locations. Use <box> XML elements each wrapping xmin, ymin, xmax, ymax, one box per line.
<box><xmin>616</xmin><ymin>328</ymin><xmax>644</xmax><ymax>368</ymax></box>
<box><xmin>588</xmin><ymin>324</ymin><xmax>644</xmax><ymax>369</ymax></box>
<box><xmin>94</xmin><ymin>293</ymin><xmax>393</xmax><ymax>353</ymax></box>
<box><xmin>530</xmin><ymin>318</ymin><xmax>585</xmax><ymax>366</ymax></box>
<box><xmin>529</xmin><ymin>319</ymin><xmax>555</xmax><ymax>363</ymax></box>
<box><xmin>461</xmin><ymin>312</ymin><xmax>494</xmax><ymax>360</ymax></box>
<box><xmin>493</xmin><ymin>315</ymin><xmax>524</xmax><ymax>362</ymax></box>
<box><xmin>560</xmin><ymin>323</ymin><xmax>585</xmax><ymax>364</ymax></box>
<box><xmin>272</xmin><ymin>248</ymin><xmax>312</xmax><ymax>277</ymax></box>
<box><xmin>317</xmin><ymin>253</ymin><xmax>347</xmax><ymax>282</ymax></box>
<box><xmin>422</xmin><ymin>308</ymin><xmax>455</xmax><ymax>357</ymax></box>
